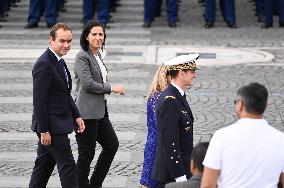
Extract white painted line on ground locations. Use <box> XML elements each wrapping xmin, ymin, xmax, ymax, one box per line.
<box><xmin>0</xmin><ymin>29</ymin><xmax>150</xmax><ymax>35</ymax></box>
<box><xmin>0</xmin><ymin>71</ymin><xmax>149</xmax><ymax>78</ymax></box>
<box><xmin>156</xmin><ymin>46</ymin><xmax>275</xmax><ymax>65</ymax></box>
<box><xmin>0</xmin><ymin>113</ymin><xmax>140</xmax><ymax>122</ymax></box>
<box><xmin>0</xmin><ymin>131</ymin><xmax>136</xmax><ymax>141</ymax></box>
<box><xmin>0</xmin><ymin>83</ymin><xmax>147</xmax><ymax>91</ymax></box>
<box><xmin>0</xmin><ymin>97</ymin><xmax>144</xmax><ymax>105</ymax></box>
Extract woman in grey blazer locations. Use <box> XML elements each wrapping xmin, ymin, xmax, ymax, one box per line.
<box><xmin>74</xmin><ymin>21</ymin><xmax>125</xmax><ymax>188</ymax></box>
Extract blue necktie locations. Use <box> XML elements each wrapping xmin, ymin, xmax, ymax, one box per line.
<box><xmin>59</xmin><ymin>58</ymin><xmax>68</xmax><ymax>84</ymax></box>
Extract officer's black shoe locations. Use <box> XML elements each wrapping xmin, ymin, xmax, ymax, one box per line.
<box><xmin>279</xmin><ymin>22</ymin><xmax>284</xmax><ymax>28</ymax></box>
<box><xmin>227</xmin><ymin>22</ymin><xmax>237</xmax><ymax>28</ymax></box>
<box><xmin>168</xmin><ymin>22</ymin><xmax>177</xmax><ymax>28</ymax></box>
<box><xmin>25</xmin><ymin>22</ymin><xmax>38</xmax><ymax>29</ymax></box>
<box><xmin>143</xmin><ymin>22</ymin><xmax>151</xmax><ymax>28</ymax></box>
<box><xmin>261</xmin><ymin>23</ymin><xmax>273</xmax><ymax>28</ymax></box>
<box><xmin>204</xmin><ymin>21</ymin><xmax>214</xmax><ymax>28</ymax></box>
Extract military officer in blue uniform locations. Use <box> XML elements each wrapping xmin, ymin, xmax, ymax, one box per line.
<box><xmin>204</xmin><ymin>0</ymin><xmax>237</xmax><ymax>28</ymax></box>
<box><xmin>262</xmin><ymin>0</ymin><xmax>284</xmax><ymax>28</ymax></box>
<box><xmin>166</xmin><ymin>0</ymin><xmax>178</xmax><ymax>27</ymax></box>
<box><xmin>152</xmin><ymin>54</ymin><xmax>199</xmax><ymax>187</ymax></box>
<box><xmin>25</xmin><ymin>0</ymin><xmax>58</xmax><ymax>28</ymax></box>
<box><xmin>82</xmin><ymin>0</ymin><xmax>110</xmax><ymax>27</ymax></box>
<box><xmin>143</xmin><ymin>0</ymin><xmax>156</xmax><ymax>28</ymax></box>
<box><xmin>143</xmin><ymin>0</ymin><xmax>178</xmax><ymax>28</ymax></box>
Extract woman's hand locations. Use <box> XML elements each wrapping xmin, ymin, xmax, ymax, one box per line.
<box><xmin>112</xmin><ymin>85</ymin><xmax>125</xmax><ymax>95</ymax></box>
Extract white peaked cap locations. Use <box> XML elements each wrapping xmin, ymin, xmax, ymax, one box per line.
<box><xmin>164</xmin><ymin>54</ymin><xmax>199</xmax><ymax>66</ymax></box>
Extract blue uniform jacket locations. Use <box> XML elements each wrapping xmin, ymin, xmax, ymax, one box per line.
<box><xmin>152</xmin><ymin>84</ymin><xmax>194</xmax><ymax>183</ymax></box>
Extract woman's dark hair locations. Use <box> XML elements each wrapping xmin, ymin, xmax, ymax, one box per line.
<box><xmin>80</xmin><ymin>21</ymin><xmax>106</xmax><ymax>51</ymax></box>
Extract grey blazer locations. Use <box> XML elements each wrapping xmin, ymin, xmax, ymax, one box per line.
<box><xmin>165</xmin><ymin>175</ymin><xmax>202</xmax><ymax>188</ymax></box>
<box><xmin>74</xmin><ymin>49</ymin><xmax>111</xmax><ymax>119</ymax></box>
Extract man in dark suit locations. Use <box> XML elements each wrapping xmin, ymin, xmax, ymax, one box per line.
<box><xmin>29</xmin><ymin>23</ymin><xmax>85</xmax><ymax>188</ymax></box>
<box><xmin>152</xmin><ymin>54</ymin><xmax>199</xmax><ymax>187</ymax></box>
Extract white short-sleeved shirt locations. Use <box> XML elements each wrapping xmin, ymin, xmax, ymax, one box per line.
<box><xmin>203</xmin><ymin>118</ymin><xmax>284</xmax><ymax>188</ymax></box>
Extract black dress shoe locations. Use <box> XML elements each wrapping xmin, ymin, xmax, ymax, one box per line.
<box><xmin>25</xmin><ymin>23</ymin><xmax>38</xmax><ymax>29</ymax></box>
<box><xmin>168</xmin><ymin>22</ymin><xmax>177</xmax><ymax>28</ymax></box>
<box><xmin>261</xmin><ymin>23</ymin><xmax>273</xmax><ymax>28</ymax></box>
<box><xmin>279</xmin><ymin>22</ymin><xmax>284</xmax><ymax>28</ymax></box>
<box><xmin>204</xmin><ymin>21</ymin><xmax>214</xmax><ymax>28</ymax></box>
<box><xmin>143</xmin><ymin>22</ymin><xmax>151</xmax><ymax>28</ymax></box>
<box><xmin>227</xmin><ymin>22</ymin><xmax>237</xmax><ymax>28</ymax></box>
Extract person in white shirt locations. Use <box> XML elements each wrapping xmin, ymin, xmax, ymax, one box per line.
<box><xmin>201</xmin><ymin>82</ymin><xmax>284</xmax><ymax>188</ymax></box>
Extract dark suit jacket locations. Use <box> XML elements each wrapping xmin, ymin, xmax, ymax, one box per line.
<box><xmin>31</xmin><ymin>48</ymin><xmax>80</xmax><ymax>134</ymax></box>
<box><xmin>165</xmin><ymin>175</ymin><xmax>202</xmax><ymax>188</ymax></box>
<box><xmin>152</xmin><ymin>84</ymin><xmax>194</xmax><ymax>183</ymax></box>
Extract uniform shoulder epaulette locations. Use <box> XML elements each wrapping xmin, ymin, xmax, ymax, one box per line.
<box><xmin>165</xmin><ymin>96</ymin><xmax>176</xmax><ymax>100</ymax></box>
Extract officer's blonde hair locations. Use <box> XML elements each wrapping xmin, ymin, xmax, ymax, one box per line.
<box><xmin>147</xmin><ymin>64</ymin><xmax>169</xmax><ymax>99</ymax></box>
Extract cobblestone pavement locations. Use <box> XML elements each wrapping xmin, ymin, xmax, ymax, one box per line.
<box><xmin>0</xmin><ymin>0</ymin><xmax>284</xmax><ymax>187</ymax></box>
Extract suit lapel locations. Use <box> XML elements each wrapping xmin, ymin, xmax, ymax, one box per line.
<box><xmin>87</xmin><ymin>49</ymin><xmax>104</xmax><ymax>81</ymax></box>
<box><xmin>48</xmin><ymin>49</ymin><xmax>70</xmax><ymax>91</ymax></box>
<box><xmin>169</xmin><ymin>84</ymin><xmax>194</xmax><ymax>121</ymax></box>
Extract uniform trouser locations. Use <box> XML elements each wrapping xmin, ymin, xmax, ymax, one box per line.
<box><xmin>29</xmin><ymin>134</ymin><xmax>77</xmax><ymax>188</ymax></box>
<box><xmin>205</xmin><ymin>0</ymin><xmax>236</xmax><ymax>24</ymax></box>
<box><xmin>264</xmin><ymin>0</ymin><xmax>284</xmax><ymax>24</ymax></box>
<box><xmin>83</xmin><ymin>0</ymin><xmax>110</xmax><ymax>25</ymax></box>
<box><xmin>0</xmin><ymin>0</ymin><xmax>9</xmax><ymax>16</ymax></box>
<box><xmin>144</xmin><ymin>0</ymin><xmax>156</xmax><ymax>22</ymax></box>
<box><xmin>167</xmin><ymin>0</ymin><xmax>178</xmax><ymax>22</ymax></box>
<box><xmin>76</xmin><ymin>115</ymin><xmax>119</xmax><ymax>188</ymax></box>
<box><xmin>256</xmin><ymin>0</ymin><xmax>264</xmax><ymax>16</ymax></box>
<box><xmin>27</xmin><ymin>0</ymin><xmax>57</xmax><ymax>25</ymax></box>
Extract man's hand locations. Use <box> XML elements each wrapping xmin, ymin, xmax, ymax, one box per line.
<box><xmin>76</xmin><ymin>117</ymin><xmax>85</xmax><ymax>133</ymax></box>
<box><xmin>41</xmin><ymin>132</ymin><xmax>51</xmax><ymax>145</ymax></box>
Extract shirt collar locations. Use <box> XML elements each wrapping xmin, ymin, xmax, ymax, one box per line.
<box><xmin>171</xmin><ymin>82</ymin><xmax>185</xmax><ymax>96</ymax></box>
<box><xmin>49</xmin><ymin>47</ymin><xmax>61</xmax><ymax>61</ymax></box>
